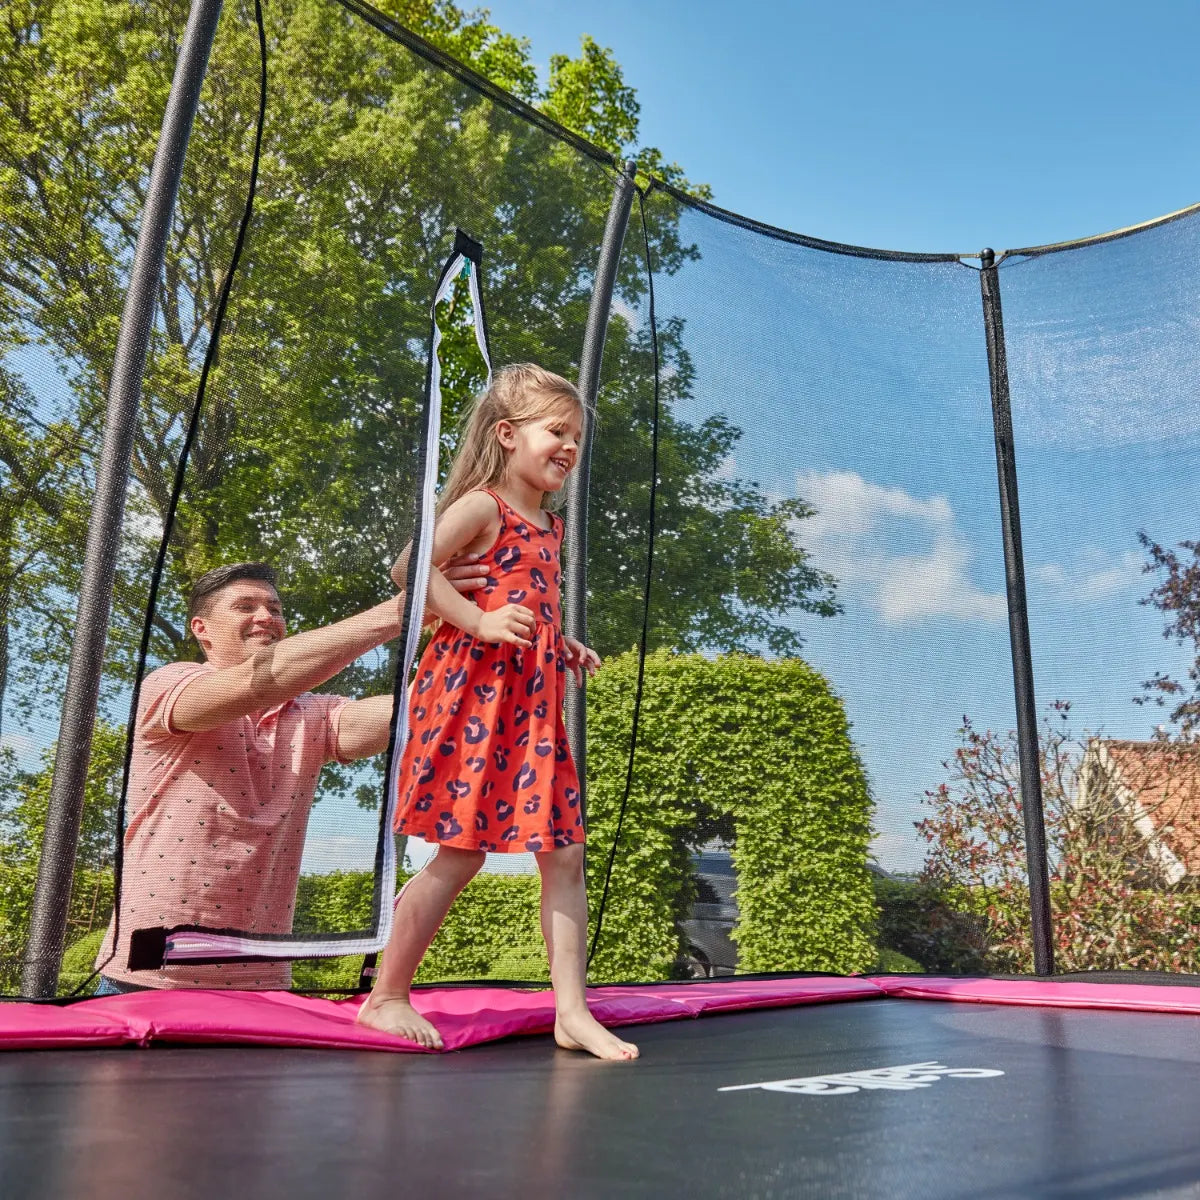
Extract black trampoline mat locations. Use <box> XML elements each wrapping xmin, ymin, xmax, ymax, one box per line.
<box><xmin>3</xmin><ymin>998</ymin><xmax>1199</xmax><ymax>1199</ymax></box>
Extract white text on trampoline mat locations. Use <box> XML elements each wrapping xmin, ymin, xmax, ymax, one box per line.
<box><xmin>719</xmin><ymin>1061</ymin><xmax>1005</xmax><ymax>1096</ymax></box>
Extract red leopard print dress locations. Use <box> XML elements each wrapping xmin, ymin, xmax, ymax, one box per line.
<box><xmin>393</xmin><ymin>489</ymin><xmax>584</xmax><ymax>853</ymax></box>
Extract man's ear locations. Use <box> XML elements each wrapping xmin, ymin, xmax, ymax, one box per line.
<box><xmin>495</xmin><ymin>419</ymin><xmax>517</xmax><ymax>450</ymax></box>
<box><xmin>190</xmin><ymin>615</ymin><xmax>208</xmax><ymax>648</ymax></box>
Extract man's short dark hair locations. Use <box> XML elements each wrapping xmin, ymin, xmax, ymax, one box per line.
<box><xmin>188</xmin><ymin>563</ymin><xmax>279</xmax><ymax>624</ymax></box>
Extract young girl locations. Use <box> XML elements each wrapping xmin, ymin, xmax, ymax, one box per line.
<box><xmin>358</xmin><ymin>364</ymin><xmax>638</xmax><ymax>1061</ymax></box>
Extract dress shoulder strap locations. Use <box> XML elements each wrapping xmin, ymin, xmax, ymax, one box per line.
<box><xmin>476</xmin><ymin>487</ymin><xmax>508</xmax><ymax>530</ymax></box>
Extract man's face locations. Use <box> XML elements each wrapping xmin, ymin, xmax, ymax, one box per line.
<box><xmin>191</xmin><ymin>580</ymin><xmax>285</xmax><ymax>667</ymax></box>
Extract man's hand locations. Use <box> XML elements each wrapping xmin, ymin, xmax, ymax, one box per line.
<box><xmin>563</xmin><ymin>636</ymin><xmax>601</xmax><ymax>686</ymax></box>
<box><xmin>440</xmin><ymin>553</ymin><xmax>489</xmax><ymax>594</ymax></box>
<box><xmin>412</xmin><ymin>554</ymin><xmax>487</xmax><ymax>625</ymax></box>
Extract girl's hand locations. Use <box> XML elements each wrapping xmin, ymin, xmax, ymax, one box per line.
<box><xmin>563</xmin><ymin>636</ymin><xmax>601</xmax><ymax>686</ymax></box>
<box><xmin>476</xmin><ymin>604</ymin><xmax>535</xmax><ymax>648</ymax></box>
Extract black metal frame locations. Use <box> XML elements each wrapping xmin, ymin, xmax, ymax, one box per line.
<box><xmin>21</xmin><ymin>0</ymin><xmax>1141</xmax><ymax>995</ymax></box>
<box><xmin>979</xmin><ymin>249</ymin><xmax>1055</xmax><ymax>976</ymax></box>
<box><xmin>20</xmin><ymin>0</ymin><xmax>227</xmax><ymax>998</ymax></box>
<box><xmin>564</xmin><ymin>160</ymin><xmax>639</xmax><ymax>818</ymax></box>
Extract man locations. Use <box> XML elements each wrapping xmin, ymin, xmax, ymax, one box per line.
<box><xmin>95</xmin><ymin>558</ymin><xmax>484</xmax><ymax>990</ymax></box>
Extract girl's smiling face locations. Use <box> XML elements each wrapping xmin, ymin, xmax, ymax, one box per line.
<box><xmin>501</xmin><ymin>402</ymin><xmax>584</xmax><ymax>494</ymax></box>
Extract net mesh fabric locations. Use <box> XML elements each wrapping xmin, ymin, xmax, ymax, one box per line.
<box><xmin>1000</xmin><ymin>216</ymin><xmax>1200</xmax><ymax>974</ymax></box>
<box><xmin>4</xmin><ymin>0</ymin><xmax>1199</xmax><ymax>996</ymax></box>
<box><xmin>583</xmin><ymin>190</ymin><xmax>1021</xmax><ymax>981</ymax></box>
<box><xmin>115</xmin><ymin>2</ymin><xmax>618</xmax><ymax>986</ymax></box>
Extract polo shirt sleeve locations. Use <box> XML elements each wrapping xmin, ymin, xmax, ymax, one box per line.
<box><xmin>139</xmin><ymin>662</ymin><xmax>214</xmax><ymax>744</ymax></box>
<box><xmin>305</xmin><ymin>692</ymin><xmax>353</xmax><ymax>765</ymax></box>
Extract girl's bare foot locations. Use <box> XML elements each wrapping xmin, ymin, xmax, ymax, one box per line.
<box><xmin>357</xmin><ymin>994</ymin><xmax>444</xmax><ymax>1050</ymax></box>
<box><xmin>554</xmin><ymin>1009</ymin><xmax>639</xmax><ymax>1060</ymax></box>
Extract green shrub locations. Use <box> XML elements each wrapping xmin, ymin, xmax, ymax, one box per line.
<box><xmin>872</xmin><ymin>946</ymin><xmax>923</xmax><ymax>973</ymax></box>
<box><xmin>872</xmin><ymin>875</ymin><xmax>989</xmax><ymax>974</ymax></box>
<box><xmin>418</xmin><ymin>872</ymin><xmax>544</xmax><ymax>982</ymax></box>
<box><xmin>585</xmin><ymin>650</ymin><xmax>877</xmax><ymax>981</ymax></box>
<box><xmin>294</xmin><ymin>869</ymin><xmax>378</xmax><ymax>935</ymax></box>
<box><xmin>61</xmin><ymin>928</ymin><xmax>108</xmax><ymax>994</ymax></box>
<box><xmin>291</xmin><ymin>869</ymin><xmax>545</xmax><ymax>992</ymax></box>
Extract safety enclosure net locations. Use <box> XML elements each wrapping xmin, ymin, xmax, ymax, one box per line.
<box><xmin>2</xmin><ymin>0</ymin><xmax>1198</xmax><ymax>997</ymax></box>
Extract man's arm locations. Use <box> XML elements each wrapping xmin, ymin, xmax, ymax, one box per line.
<box><xmin>171</xmin><ymin>562</ymin><xmax>486</xmax><ymax>734</ymax></box>
<box><xmin>334</xmin><ymin>694</ymin><xmax>394</xmax><ymax>761</ymax></box>
<box><xmin>171</xmin><ymin>598</ymin><xmax>406</xmax><ymax>733</ymax></box>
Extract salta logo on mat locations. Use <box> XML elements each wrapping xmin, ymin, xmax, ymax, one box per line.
<box><xmin>719</xmin><ymin>1061</ymin><xmax>1005</xmax><ymax>1097</ymax></box>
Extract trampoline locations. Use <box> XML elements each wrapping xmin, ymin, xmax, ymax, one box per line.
<box><xmin>5</xmin><ymin>1</ymin><xmax>1200</xmax><ymax>1196</ymax></box>
<box><xmin>4</xmin><ymin>980</ymin><xmax>1200</xmax><ymax>1199</ymax></box>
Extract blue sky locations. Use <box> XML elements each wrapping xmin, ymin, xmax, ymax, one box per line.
<box><xmin>9</xmin><ymin>1</ymin><xmax>1200</xmax><ymax>880</ymax></box>
<box><xmin>641</xmin><ymin>207</ymin><xmax>1200</xmax><ymax>871</ymax></box>
<box><xmin>486</xmin><ymin>0</ymin><xmax>1200</xmax><ymax>255</ymax></box>
<box><xmin>476</xmin><ymin>1</ymin><xmax>1200</xmax><ymax>869</ymax></box>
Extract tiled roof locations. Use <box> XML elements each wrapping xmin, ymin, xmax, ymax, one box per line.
<box><xmin>1085</xmin><ymin>740</ymin><xmax>1200</xmax><ymax>878</ymax></box>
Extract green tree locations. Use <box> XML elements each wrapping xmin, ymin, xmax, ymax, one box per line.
<box><xmin>0</xmin><ymin>722</ymin><xmax>123</xmax><ymax>991</ymax></box>
<box><xmin>1</xmin><ymin>0</ymin><xmax>834</xmax><ymax>716</ymax></box>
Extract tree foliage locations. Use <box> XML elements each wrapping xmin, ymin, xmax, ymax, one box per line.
<box><xmin>917</xmin><ymin>703</ymin><xmax>1200</xmax><ymax>974</ymax></box>
<box><xmin>1</xmin><ymin>0</ymin><xmax>835</xmax><ymax>737</ymax></box>
<box><xmin>1136</xmin><ymin>530</ymin><xmax>1200</xmax><ymax>737</ymax></box>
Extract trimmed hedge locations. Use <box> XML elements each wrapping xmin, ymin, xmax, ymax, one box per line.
<box><xmin>291</xmin><ymin>869</ymin><xmax>545</xmax><ymax>991</ymax></box>
<box><xmin>585</xmin><ymin>650</ymin><xmax>877</xmax><ymax>981</ymax></box>
<box><xmin>50</xmin><ymin>649</ymin><xmax>878</xmax><ymax>993</ymax></box>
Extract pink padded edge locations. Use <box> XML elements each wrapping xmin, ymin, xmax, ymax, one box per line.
<box><xmin>868</xmin><ymin>975</ymin><xmax>1200</xmax><ymax>1015</ymax></box>
<box><xmin>0</xmin><ymin>999</ymin><xmax>132</xmax><ymax>1049</ymax></box>
<box><xmin>0</xmin><ymin>976</ymin><xmax>883</xmax><ymax>1053</ymax></box>
<box><xmin>11</xmin><ymin>975</ymin><xmax>1193</xmax><ymax>1053</ymax></box>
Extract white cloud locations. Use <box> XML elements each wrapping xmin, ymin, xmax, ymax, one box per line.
<box><xmin>404</xmin><ymin>838</ymin><xmax>536</xmax><ymax>876</ymax></box>
<box><xmin>796</xmin><ymin>470</ymin><xmax>1006</xmax><ymax>626</ymax></box>
<box><xmin>1031</xmin><ymin>549</ymin><xmax>1144</xmax><ymax>603</ymax></box>
<box><xmin>299</xmin><ymin>833</ymin><xmax>538</xmax><ymax>877</ymax></box>
<box><xmin>1</xmin><ymin>731</ymin><xmax>36</xmax><ymax>754</ymax></box>
<box><xmin>298</xmin><ymin>833</ymin><xmax>376</xmax><ymax>876</ymax></box>
<box><xmin>869</xmin><ymin>828</ymin><xmax>927</xmax><ymax>876</ymax></box>
<box><xmin>0</xmin><ymin>731</ymin><xmax>42</xmax><ymax>770</ymax></box>
<box><xmin>609</xmin><ymin>296</ymin><xmax>640</xmax><ymax>328</ymax></box>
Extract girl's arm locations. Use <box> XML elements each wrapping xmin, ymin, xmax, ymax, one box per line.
<box><xmin>393</xmin><ymin>491</ymin><xmax>535</xmax><ymax>648</ymax></box>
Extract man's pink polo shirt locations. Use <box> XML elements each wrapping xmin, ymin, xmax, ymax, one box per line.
<box><xmin>97</xmin><ymin>661</ymin><xmax>350</xmax><ymax>989</ymax></box>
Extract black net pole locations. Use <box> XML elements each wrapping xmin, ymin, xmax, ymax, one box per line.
<box><xmin>20</xmin><ymin>0</ymin><xmax>226</xmax><ymax>998</ymax></box>
<box><xmin>564</xmin><ymin>160</ymin><xmax>638</xmax><ymax>815</ymax></box>
<box><xmin>979</xmin><ymin>248</ymin><xmax>1055</xmax><ymax>977</ymax></box>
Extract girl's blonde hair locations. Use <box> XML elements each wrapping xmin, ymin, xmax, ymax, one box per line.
<box><xmin>438</xmin><ymin>363</ymin><xmax>587</xmax><ymax>514</ymax></box>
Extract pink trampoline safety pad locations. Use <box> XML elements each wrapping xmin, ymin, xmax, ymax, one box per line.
<box><xmin>868</xmin><ymin>975</ymin><xmax>1200</xmax><ymax>1015</ymax></box>
<box><xmin>5</xmin><ymin>975</ymin><xmax>1198</xmax><ymax>1053</ymax></box>
<box><xmin>0</xmin><ymin>976</ymin><xmax>883</xmax><ymax>1053</ymax></box>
